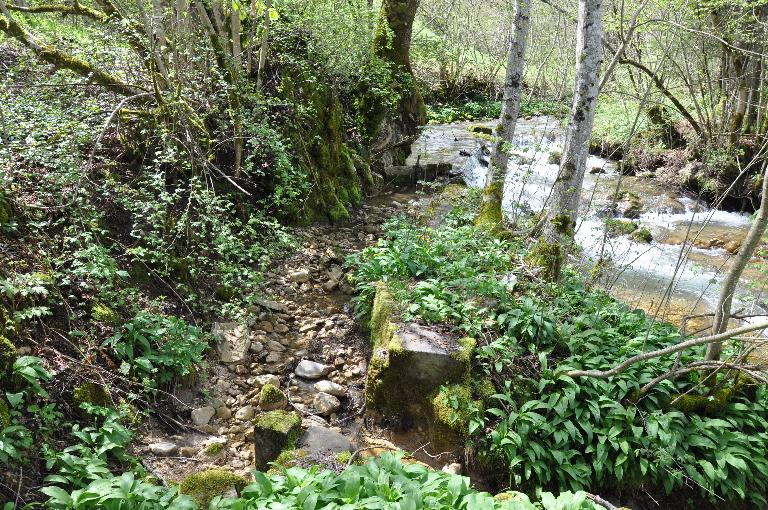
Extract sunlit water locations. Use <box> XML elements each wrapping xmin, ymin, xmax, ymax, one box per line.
<box><xmin>408</xmin><ymin>118</ymin><xmax>767</xmax><ymax>332</ymax></box>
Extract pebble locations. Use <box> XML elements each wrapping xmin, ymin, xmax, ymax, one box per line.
<box><xmin>313</xmin><ymin>392</ymin><xmax>341</xmax><ymax>415</ymax></box>
<box><xmin>149</xmin><ymin>442</ymin><xmax>178</xmax><ymax>457</ymax></box>
<box><xmin>191</xmin><ymin>406</ymin><xmax>216</xmax><ymax>427</ymax></box>
<box><xmin>295</xmin><ymin>360</ymin><xmax>333</xmax><ymax>379</ymax></box>
<box><xmin>314</xmin><ymin>380</ymin><xmax>346</xmax><ymax>397</ymax></box>
<box><xmin>235</xmin><ymin>405</ymin><xmax>255</xmax><ymax>421</ymax></box>
<box><xmin>267</xmin><ymin>340</ymin><xmax>286</xmax><ymax>352</ymax></box>
<box><xmin>442</xmin><ymin>463</ymin><xmax>463</xmax><ymax>475</ymax></box>
<box><xmin>250</xmin><ymin>341</ymin><xmax>264</xmax><ymax>353</ymax></box>
<box><xmin>215</xmin><ymin>406</ymin><xmax>232</xmax><ymax>420</ymax></box>
<box><xmin>289</xmin><ymin>269</ymin><xmax>310</xmax><ymax>283</ymax></box>
<box><xmin>255</xmin><ymin>374</ymin><xmax>280</xmax><ymax>387</ymax></box>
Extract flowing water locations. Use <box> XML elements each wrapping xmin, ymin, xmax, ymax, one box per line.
<box><xmin>407</xmin><ymin>117</ymin><xmax>768</xmax><ymax>334</ymax></box>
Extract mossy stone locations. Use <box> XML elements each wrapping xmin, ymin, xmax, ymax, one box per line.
<box><xmin>258</xmin><ymin>383</ymin><xmax>287</xmax><ymax>411</ymax></box>
<box><xmin>72</xmin><ymin>382</ymin><xmax>111</xmax><ymax>413</ymax></box>
<box><xmin>0</xmin><ymin>192</ymin><xmax>10</xmax><ymax>226</ymax></box>
<box><xmin>253</xmin><ymin>410</ymin><xmax>302</xmax><ymax>470</ymax></box>
<box><xmin>179</xmin><ymin>469</ymin><xmax>247</xmax><ymax>508</ymax></box>
<box><xmin>631</xmin><ymin>226</ymin><xmax>653</xmax><ymax>243</ymax></box>
<box><xmin>0</xmin><ymin>335</ymin><xmax>17</xmax><ymax>384</ymax></box>
<box><xmin>92</xmin><ymin>301</ymin><xmax>122</xmax><ymax>325</ymax></box>
<box><xmin>365</xmin><ymin>284</ymin><xmax>474</xmax><ymax>452</ymax></box>
<box><xmin>0</xmin><ymin>398</ymin><xmax>10</xmax><ymax>429</ymax></box>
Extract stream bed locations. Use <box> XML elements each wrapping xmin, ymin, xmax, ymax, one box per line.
<box><xmin>407</xmin><ymin>118</ymin><xmax>767</xmax><ymax>334</ymax></box>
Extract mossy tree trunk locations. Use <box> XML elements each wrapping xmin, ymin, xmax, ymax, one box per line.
<box><xmin>371</xmin><ymin>0</ymin><xmax>426</xmax><ymax>165</ymax></box>
<box><xmin>541</xmin><ymin>0</ymin><xmax>604</xmax><ymax>281</ymax></box>
<box><xmin>477</xmin><ymin>0</ymin><xmax>531</xmax><ymax>229</ymax></box>
<box><xmin>706</xmin><ymin>160</ymin><xmax>768</xmax><ymax>362</ymax></box>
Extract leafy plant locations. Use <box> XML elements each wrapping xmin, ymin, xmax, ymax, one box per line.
<box><xmin>103</xmin><ymin>312</ymin><xmax>207</xmax><ymax>388</ymax></box>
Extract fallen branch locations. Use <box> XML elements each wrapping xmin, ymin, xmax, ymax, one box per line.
<box><xmin>566</xmin><ymin>320</ymin><xmax>768</xmax><ymax>378</ymax></box>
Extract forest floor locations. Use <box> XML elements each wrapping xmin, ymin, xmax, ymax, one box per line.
<box><xmin>137</xmin><ymin>189</ymin><xmax>455</xmax><ymax>484</ymax></box>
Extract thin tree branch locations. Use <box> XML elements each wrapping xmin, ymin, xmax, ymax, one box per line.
<box><xmin>566</xmin><ymin>320</ymin><xmax>768</xmax><ymax>378</ymax></box>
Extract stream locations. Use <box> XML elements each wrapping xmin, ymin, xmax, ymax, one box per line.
<box><xmin>407</xmin><ymin>117</ymin><xmax>768</xmax><ymax>335</ymax></box>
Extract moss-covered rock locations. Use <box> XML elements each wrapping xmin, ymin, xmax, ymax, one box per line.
<box><xmin>0</xmin><ymin>191</ymin><xmax>11</xmax><ymax>227</ymax></box>
<box><xmin>179</xmin><ymin>469</ymin><xmax>247</xmax><ymax>508</ymax></box>
<box><xmin>258</xmin><ymin>383</ymin><xmax>287</xmax><ymax>411</ymax></box>
<box><xmin>605</xmin><ymin>218</ymin><xmax>639</xmax><ymax>238</ymax></box>
<box><xmin>253</xmin><ymin>410</ymin><xmax>302</xmax><ymax>470</ymax></box>
<box><xmin>0</xmin><ymin>398</ymin><xmax>10</xmax><ymax>429</ymax></box>
<box><xmin>365</xmin><ymin>283</ymin><xmax>474</xmax><ymax>452</ymax></box>
<box><xmin>631</xmin><ymin>226</ymin><xmax>653</xmax><ymax>243</ymax></box>
<box><xmin>72</xmin><ymin>382</ymin><xmax>111</xmax><ymax>412</ymax></box>
<box><xmin>92</xmin><ymin>301</ymin><xmax>122</xmax><ymax>325</ymax></box>
<box><xmin>277</xmin><ymin>73</ymin><xmax>367</xmax><ymax>224</ymax></box>
<box><xmin>0</xmin><ymin>335</ymin><xmax>17</xmax><ymax>385</ymax></box>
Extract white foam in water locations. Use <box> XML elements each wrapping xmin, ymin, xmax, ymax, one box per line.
<box><xmin>453</xmin><ymin>117</ymin><xmax>765</xmax><ymax>317</ymax></box>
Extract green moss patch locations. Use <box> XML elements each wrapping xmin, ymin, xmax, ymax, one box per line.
<box><xmin>179</xmin><ymin>469</ymin><xmax>247</xmax><ymax>508</ymax></box>
<box><xmin>0</xmin><ymin>335</ymin><xmax>17</xmax><ymax>384</ymax></box>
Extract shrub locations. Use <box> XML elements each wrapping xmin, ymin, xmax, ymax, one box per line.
<box><xmin>102</xmin><ymin>312</ymin><xmax>207</xmax><ymax>388</ymax></box>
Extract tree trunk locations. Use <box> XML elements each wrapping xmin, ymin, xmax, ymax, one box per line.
<box><xmin>705</xmin><ymin>160</ymin><xmax>768</xmax><ymax>361</ymax></box>
<box><xmin>476</xmin><ymin>0</ymin><xmax>531</xmax><ymax>228</ymax></box>
<box><xmin>540</xmin><ymin>0</ymin><xmax>604</xmax><ymax>281</ymax></box>
<box><xmin>255</xmin><ymin>0</ymin><xmax>271</xmax><ymax>92</ymax></box>
<box><xmin>370</xmin><ymin>0</ymin><xmax>426</xmax><ymax>165</ymax></box>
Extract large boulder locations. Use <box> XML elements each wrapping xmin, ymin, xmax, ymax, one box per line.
<box><xmin>212</xmin><ymin>322</ymin><xmax>250</xmax><ymax>363</ymax></box>
<box><xmin>365</xmin><ymin>284</ymin><xmax>474</xmax><ymax>450</ymax></box>
<box><xmin>252</xmin><ymin>410</ymin><xmax>302</xmax><ymax>470</ymax></box>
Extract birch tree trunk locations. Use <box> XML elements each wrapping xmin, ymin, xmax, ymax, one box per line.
<box><xmin>706</xmin><ymin>160</ymin><xmax>768</xmax><ymax>361</ymax></box>
<box><xmin>476</xmin><ymin>0</ymin><xmax>531</xmax><ymax>228</ymax></box>
<box><xmin>540</xmin><ymin>0</ymin><xmax>604</xmax><ymax>281</ymax></box>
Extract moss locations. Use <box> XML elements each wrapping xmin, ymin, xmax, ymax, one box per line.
<box><xmin>431</xmin><ymin>384</ymin><xmax>471</xmax><ymax>436</ymax></box>
<box><xmin>527</xmin><ymin>240</ymin><xmax>563</xmax><ymax>282</ymax></box>
<box><xmin>272</xmin><ymin>447</ymin><xmax>307</xmax><ymax>469</ymax></box>
<box><xmin>452</xmin><ymin>337</ymin><xmax>475</xmax><ymax>365</ymax></box>
<box><xmin>253</xmin><ymin>410</ymin><xmax>302</xmax><ymax>442</ymax></box>
<box><xmin>205</xmin><ymin>442</ymin><xmax>224</xmax><ymax>455</ymax></box>
<box><xmin>0</xmin><ymin>398</ymin><xmax>10</xmax><ymax>429</ymax></box>
<box><xmin>631</xmin><ymin>226</ymin><xmax>653</xmax><ymax>243</ymax></box>
<box><xmin>0</xmin><ymin>335</ymin><xmax>17</xmax><ymax>384</ymax></box>
<box><xmin>72</xmin><ymin>382</ymin><xmax>111</xmax><ymax>413</ymax></box>
<box><xmin>0</xmin><ymin>192</ymin><xmax>10</xmax><ymax>226</ymax></box>
<box><xmin>259</xmin><ymin>384</ymin><xmax>285</xmax><ymax>404</ymax></box>
<box><xmin>475</xmin><ymin>181</ymin><xmax>504</xmax><ymax>231</ymax></box>
<box><xmin>467</xmin><ymin>124</ymin><xmax>493</xmax><ymax>135</ymax></box>
<box><xmin>179</xmin><ymin>469</ymin><xmax>247</xmax><ymax>508</ymax></box>
<box><xmin>668</xmin><ymin>389</ymin><xmax>733</xmax><ymax>415</ymax></box>
<box><xmin>92</xmin><ymin>301</ymin><xmax>122</xmax><ymax>325</ymax></box>
<box><xmin>335</xmin><ymin>450</ymin><xmax>352</xmax><ymax>465</ymax></box>
<box><xmin>548</xmin><ymin>150</ymin><xmax>562</xmax><ymax>165</ymax></box>
<box><xmin>605</xmin><ymin>219</ymin><xmax>639</xmax><ymax>238</ymax></box>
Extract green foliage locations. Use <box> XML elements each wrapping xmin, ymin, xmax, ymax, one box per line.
<box><xmin>214</xmin><ymin>451</ymin><xmax>603</xmax><ymax>510</ymax></box>
<box><xmin>349</xmin><ymin>208</ymin><xmax>768</xmax><ymax>505</ymax></box>
<box><xmin>427</xmin><ymin>99</ymin><xmax>567</xmax><ymax>124</ymax></box>
<box><xmin>102</xmin><ymin>312</ymin><xmax>207</xmax><ymax>389</ymax></box>
<box><xmin>43</xmin><ymin>409</ymin><xmax>134</xmax><ymax>490</ymax></box>
<box><xmin>0</xmin><ymin>272</ymin><xmax>54</xmax><ymax>329</ymax></box>
<box><xmin>347</xmin><ymin>215</ymin><xmax>518</xmax><ymax>335</ymax></box>
<box><xmin>42</xmin><ymin>472</ymin><xmax>196</xmax><ymax>510</ymax></box>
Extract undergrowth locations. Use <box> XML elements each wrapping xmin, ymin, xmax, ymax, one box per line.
<box><xmin>347</xmin><ymin>191</ymin><xmax>768</xmax><ymax>507</ymax></box>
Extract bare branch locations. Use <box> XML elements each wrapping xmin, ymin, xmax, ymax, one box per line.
<box><xmin>6</xmin><ymin>2</ymin><xmax>107</xmax><ymax>21</ymax></box>
<box><xmin>566</xmin><ymin>321</ymin><xmax>768</xmax><ymax>378</ymax></box>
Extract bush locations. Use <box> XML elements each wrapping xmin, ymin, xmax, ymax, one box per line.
<box><xmin>102</xmin><ymin>312</ymin><xmax>207</xmax><ymax>388</ymax></box>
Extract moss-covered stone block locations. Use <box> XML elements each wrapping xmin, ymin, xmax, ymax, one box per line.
<box><xmin>253</xmin><ymin>410</ymin><xmax>302</xmax><ymax>470</ymax></box>
<box><xmin>365</xmin><ymin>284</ymin><xmax>474</xmax><ymax>451</ymax></box>
<box><xmin>0</xmin><ymin>191</ymin><xmax>11</xmax><ymax>227</ymax></box>
<box><xmin>179</xmin><ymin>469</ymin><xmax>247</xmax><ymax>508</ymax></box>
